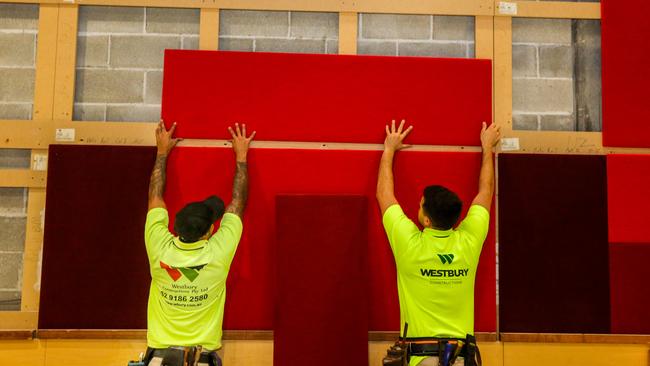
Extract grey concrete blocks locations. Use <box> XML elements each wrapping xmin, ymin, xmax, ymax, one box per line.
<box><xmin>0</xmin><ymin>104</ymin><xmax>32</xmax><ymax>120</ymax></box>
<box><xmin>145</xmin><ymin>71</ymin><xmax>163</xmax><ymax>104</ymax></box>
<box><xmin>0</xmin><ymin>218</ymin><xmax>27</xmax><ymax>252</ymax></box>
<box><xmin>0</xmin><ymin>188</ymin><xmax>27</xmax><ymax>214</ymax></box>
<box><xmin>512</xmin><ymin>18</ymin><xmax>572</xmax><ymax>44</ymax></box>
<box><xmin>0</xmin><ymin>149</ymin><xmax>31</xmax><ymax>169</ymax></box>
<box><xmin>0</xmin><ymin>69</ymin><xmax>35</xmax><ymax>102</ymax></box>
<box><xmin>539</xmin><ymin>45</ymin><xmax>573</xmax><ymax>78</ymax></box>
<box><xmin>255</xmin><ymin>38</ymin><xmax>326</xmax><ymax>54</ymax></box>
<box><xmin>106</xmin><ymin>105</ymin><xmax>161</xmax><ymax>122</ymax></box>
<box><xmin>74</xmin><ymin>69</ymin><xmax>144</xmax><ymax>103</ymax></box>
<box><xmin>72</xmin><ymin>103</ymin><xmax>105</xmax><ymax>121</ymax></box>
<box><xmin>513</xmin><ymin>78</ymin><xmax>574</xmax><ymax>113</ymax></box>
<box><xmin>146</xmin><ymin>8</ymin><xmax>200</xmax><ymax>34</ymax></box>
<box><xmin>512</xmin><ymin>114</ymin><xmax>539</xmax><ymax>131</ymax></box>
<box><xmin>218</xmin><ymin>38</ymin><xmax>255</xmax><ymax>52</ymax></box>
<box><xmin>220</xmin><ymin>10</ymin><xmax>289</xmax><ymax>37</ymax></box>
<box><xmin>290</xmin><ymin>12</ymin><xmax>338</xmax><ymax>39</ymax></box>
<box><xmin>432</xmin><ymin>16</ymin><xmax>474</xmax><ymax>41</ymax></box>
<box><xmin>399</xmin><ymin>42</ymin><xmax>467</xmax><ymax>58</ymax></box>
<box><xmin>76</xmin><ymin>36</ymin><xmax>109</xmax><ymax>68</ymax></box>
<box><xmin>0</xmin><ymin>4</ymin><xmax>39</xmax><ymax>30</ymax></box>
<box><xmin>357</xmin><ymin>41</ymin><xmax>397</xmax><ymax>56</ymax></box>
<box><xmin>0</xmin><ymin>34</ymin><xmax>36</xmax><ymax>67</ymax></box>
<box><xmin>361</xmin><ymin>14</ymin><xmax>431</xmax><ymax>40</ymax></box>
<box><xmin>0</xmin><ymin>252</ymin><xmax>22</xmax><ymax>289</ymax></box>
<box><xmin>512</xmin><ymin>45</ymin><xmax>536</xmax><ymax>77</ymax></box>
<box><xmin>78</xmin><ymin>6</ymin><xmax>144</xmax><ymax>33</ymax></box>
<box><xmin>110</xmin><ymin>35</ymin><xmax>180</xmax><ymax>68</ymax></box>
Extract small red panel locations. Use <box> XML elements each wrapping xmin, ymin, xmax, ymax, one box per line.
<box><xmin>275</xmin><ymin>195</ymin><xmax>368</xmax><ymax>366</ymax></box>
<box><xmin>609</xmin><ymin>244</ymin><xmax>650</xmax><ymax>334</ymax></box>
<box><xmin>164</xmin><ymin>147</ymin><xmax>496</xmax><ymax>331</ymax></box>
<box><xmin>607</xmin><ymin>154</ymin><xmax>650</xmax><ymax>243</ymax></box>
<box><xmin>161</xmin><ymin>50</ymin><xmax>492</xmax><ymax>146</ymax></box>
<box><xmin>602</xmin><ymin>0</ymin><xmax>650</xmax><ymax>147</ymax></box>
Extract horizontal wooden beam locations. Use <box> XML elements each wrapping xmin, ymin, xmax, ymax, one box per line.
<box><xmin>0</xmin><ymin>170</ymin><xmax>46</xmax><ymax>188</ymax></box>
<box><xmin>496</xmin><ymin>1</ymin><xmax>601</xmax><ymax>19</ymax></box>
<box><xmin>500</xmin><ymin>333</ymin><xmax>650</xmax><ymax>344</ymax></box>
<box><xmin>0</xmin><ymin>330</ymin><xmax>33</xmax><ymax>340</ymax></box>
<box><xmin>0</xmin><ymin>0</ymin><xmax>493</xmax><ymax>15</ymax></box>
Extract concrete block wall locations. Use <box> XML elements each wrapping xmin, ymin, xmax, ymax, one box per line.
<box><xmin>219</xmin><ymin>10</ymin><xmax>339</xmax><ymax>54</ymax></box>
<box><xmin>0</xmin><ymin>3</ymin><xmax>38</xmax><ymax>120</ymax></box>
<box><xmin>74</xmin><ymin>6</ymin><xmax>200</xmax><ymax>122</ymax></box>
<box><xmin>512</xmin><ymin>18</ymin><xmax>601</xmax><ymax>131</ymax></box>
<box><xmin>358</xmin><ymin>14</ymin><xmax>474</xmax><ymax>58</ymax></box>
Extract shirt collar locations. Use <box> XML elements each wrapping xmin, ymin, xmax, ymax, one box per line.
<box><xmin>173</xmin><ymin>237</ymin><xmax>207</xmax><ymax>251</ymax></box>
<box><xmin>423</xmin><ymin>227</ymin><xmax>454</xmax><ymax>238</ymax></box>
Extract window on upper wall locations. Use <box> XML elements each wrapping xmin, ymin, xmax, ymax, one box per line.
<box><xmin>0</xmin><ymin>3</ymin><xmax>39</xmax><ymax>120</ymax></box>
<box><xmin>357</xmin><ymin>14</ymin><xmax>475</xmax><ymax>58</ymax></box>
<box><xmin>512</xmin><ymin>18</ymin><xmax>601</xmax><ymax>131</ymax></box>
<box><xmin>219</xmin><ymin>10</ymin><xmax>339</xmax><ymax>54</ymax></box>
<box><xmin>73</xmin><ymin>6</ymin><xmax>200</xmax><ymax>122</ymax></box>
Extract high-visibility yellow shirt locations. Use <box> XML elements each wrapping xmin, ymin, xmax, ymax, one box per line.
<box><xmin>144</xmin><ymin>207</ymin><xmax>242</xmax><ymax>350</ymax></box>
<box><xmin>382</xmin><ymin>204</ymin><xmax>489</xmax><ymax>366</ymax></box>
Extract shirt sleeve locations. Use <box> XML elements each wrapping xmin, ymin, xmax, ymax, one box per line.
<box><xmin>144</xmin><ymin>207</ymin><xmax>174</xmax><ymax>261</ymax></box>
<box><xmin>457</xmin><ymin>204</ymin><xmax>490</xmax><ymax>257</ymax></box>
<box><xmin>382</xmin><ymin>204</ymin><xmax>420</xmax><ymax>261</ymax></box>
<box><xmin>209</xmin><ymin>213</ymin><xmax>244</xmax><ymax>267</ymax></box>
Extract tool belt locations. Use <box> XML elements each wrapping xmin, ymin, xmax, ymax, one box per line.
<box><xmin>382</xmin><ymin>334</ymin><xmax>481</xmax><ymax>366</ymax></box>
<box><xmin>142</xmin><ymin>346</ymin><xmax>222</xmax><ymax>366</ymax></box>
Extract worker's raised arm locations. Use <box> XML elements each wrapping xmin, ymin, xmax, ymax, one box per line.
<box><xmin>148</xmin><ymin>120</ymin><xmax>182</xmax><ymax>210</ymax></box>
<box><xmin>376</xmin><ymin>119</ymin><xmax>413</xmax><ymax>215</ymax></box>
<box><xmin>225</xmin><ymin>123</ymin><xmax>256</xmax><ymax>218</ymax></box>
<box><xmin>471</xmin><ymin>122</ymin><xmax>501</xmax><ymax>211</ymax></box>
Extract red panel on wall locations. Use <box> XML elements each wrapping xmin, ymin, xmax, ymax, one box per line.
<box><xmin>607</xmin><ymin>154</ymin><xmax>650</xmax><ymax>243</ymax></box>
<box><xmin>602</xmin><ymin>0</ymin><xmax>650</xmax><ymax>147</ymax></box>
<box><xmin>40</xmin><ymin>145</ymin><xmax>155</xmax><ymax>329</ymax></box>
<box><xmin>161</xmin><ymin>50</ymin><xmax>492</xmax><ymax>146</ymax></box>
<box><xmin>609</xmin><ymin>243</ymin><xmax>650</xmax><ymax>334</ymax></box>
<box><xmin>164</xmin><ymin>147</ymin><xmax>496</xmax><ymax>332</ymax></box>
<box><xmin>275</xmin><ymin>195</ymin><xmax>368</xmax><ymax>366</ymax></box>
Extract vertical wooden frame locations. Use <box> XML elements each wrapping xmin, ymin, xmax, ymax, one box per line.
<box><xmin>338</xmin><ymin>12</ymin><xmax>358</xmax><ymax>55</ymax></box>
<box><xmin>52</xmin><ymin>4</ymin><xmax>78</xmax><ymax>121</ymax></box>
<box><xmin>199</xmin><ymin>8</ymin><xmax>220</xmax><ymax>50</ymax></box>
<box><xmin>493</xmin><ymin>16</ymin><xmax>512</xmax><ymax>134</ymax></box>
<box><xmin>33</xmin><ymin>4</ymin><xmax>59</xmax><ymax>120</ymax></box>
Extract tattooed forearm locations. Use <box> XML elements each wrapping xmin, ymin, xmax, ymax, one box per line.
<box><xmin>226</xmin><ymin>162</ymin><xmax>248</xmax><ymax>217</ymax></box>
<box><xmin>148</xmin><ymin>154</ymin><xmax>168</xmax><ymax>202</ymax></box>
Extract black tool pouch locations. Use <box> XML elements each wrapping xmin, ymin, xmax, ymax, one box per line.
<box><xmin>463</xmin><ymin>335</ymin><xmax>482</xmax><ymax>366</ymax></box>
<box><xmin>382</xmin><ymin>341</ymin><xmax>408</xmax><ymax>366</ymax></box>
<box><xmin>161</xmin><ymin>347</ymin><xmax>186</xmax><ymax>366</ymax></box>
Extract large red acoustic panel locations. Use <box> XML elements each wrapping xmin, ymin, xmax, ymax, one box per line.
<box><xmin>609</xmin><ymin>244</ymin><xmax>650</xmax><ymax>334</ymax></box>
<box><xmin>164</xmin><ymin>147</ymin><xmax>496</xmax><ymax>332</ymax></box>
<box><xmin>39</xmin><ymin>145</ymin><xmax>155</xmax><ymax>329</ymax></box>
<box><xmin>607</xmin><ymin>154</ymin><xmax>650</xmax><ymax>243</ymax></box>
<box><xmin>499</xmin><ymin>154</ymin><xmax>610</xmax><ymax>333</ymax></box>
<box><xmin>161</xmin><ymin>50</ymin><xmax>492</xmax><ymax>146</ymax></box>
<box><xmin>602</xmin><ymin>0</ymin><xmax>650</xmax><ymax>147</ymax></box>
<box><xmin>275</xmin><ymin>195</ymin><xmax>368</xmax><ymax>366</ymax></box>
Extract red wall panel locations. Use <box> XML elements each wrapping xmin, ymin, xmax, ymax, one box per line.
<box><xmin>607</xmin><ymin>154</ymin><xmax>650</xmax><ymax>243</ymax></box>
<box><xmin>609</xmin><ymin>243</ymin><xmax>650</xmax><ymax>334</ymax></box>
<box><xmin>602</xmin><ymin>0</ymin><xmax>650</xmax><ymax>147</ymax></box>
<box><xmin>161</xmin><ymin>50</ymin><xmax>492</xmax><ymax>146</ymax></box>
<box><xmin>164</xmin><ymin>147</ymin><xmax>496</xmax><ymax>332</ymax></box>
<box><xmin>275</xmin><ymin>195</ymin><xmax>368</xmax><ymax>366</ymax></box>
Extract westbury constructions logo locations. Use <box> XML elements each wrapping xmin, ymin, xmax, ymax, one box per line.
<box><xmin>437</xmin><ymin>253</ymin><xmax>455</xmax><ymax>264</ymax></box>
<box><xmin>160</xmin><ymin>261</ymin><xmax>206</xmax><ymax>282</ymax></box>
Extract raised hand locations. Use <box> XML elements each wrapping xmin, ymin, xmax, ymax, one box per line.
<box><xmin>384</xmin><ymin>119</ymin><xmax>414</xmax><ymax>153</ymax></box>
<box><xmin>480</xmin><ymin>122</ymin><xmax>501</xmax><ymax>151</ymax></box>
<box><xmin>228</xmin><ymin>122</ymin><xmax>256</xmax><ymax>163</ymax></box>
<box><xmin>156</xmin><ymin>120</ymin><xmax>182</xmax><ymax>156</ymax></box>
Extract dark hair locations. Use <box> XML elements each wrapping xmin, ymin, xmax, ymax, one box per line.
<box><xmin>422</xmin><ymin>185</ymin><xmax>462</xmax><ymax>230</ymax></box>
<box><xmin>174</xmin><ymin>196</ymin><xmax>225</xmax><ymax>242</ymax></box>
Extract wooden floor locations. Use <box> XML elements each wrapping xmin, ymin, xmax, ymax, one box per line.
<box><xmin>0</xmin><ymin>340</ymin><xmax>647</xmax><ymax>365</ymax></box>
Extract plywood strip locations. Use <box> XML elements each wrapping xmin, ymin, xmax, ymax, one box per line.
<box><xmin>338</xmin><ymin>12</ymin><xmax>358</xmax><ymax>55</ymax></box>
<box><xmin>0</xmin><ymin>0</ymin><xmax>492</xmax><ymax>15</ymax></box>
<box><xmin>0</xmin><ymin>312</ymin><xmax>38</xmax><ymax>330</ymax></box>
<box><xmin>496</xmin><ymin>1</ymin><xmax>601</xmax><ymax>19</ymax></box>
<box><xmin>501</xmin><ymin>333</ymin><xmax>650</xmax><ymax>344</ymax></box>
<box><xmin>475</xmin><ymin>15</ymin><xmax>494</xmax><ymax>60</ymax></box>
<box><xmin>52</xmin><ymin>4</ymin><xmax>78</xmax><ymax>121</ymax></box>
<box><xmin>32</xmin><ymin>4</ymin><xmax>60</xmax><ymax>120</ymax></box>
<box><xmin>21</xmin><ymin>184</ymin><xmax>47</xmax><ymax>312</ymax></box>
<box><xmin>493</xmin><ymin>16</ymin><xmax>512</xmax><ymax>138</ymax></box>
<box><xmin>199</xmin><ymin>8</ymin><xmax>220</xmax><ymax>51</ymax></box>
<box><xmin>0</xmin><ymin>170</ymin><xmax>46</xmax><ymax>188</ymax></box>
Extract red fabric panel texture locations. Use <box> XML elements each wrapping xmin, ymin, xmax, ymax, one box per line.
<box><xmin>164</xmin><ymin>147</ymin><xmax>496</xmax><ymax>332</ymax></box>
<box><xmin>609</xmin><ymin>243</ymin><xmax>650</xmax><ymax>334</ymax></box>
<box><xmin>274</xmin><ymin>195</ymin><xmax>368</xmax><ymax>366</ymax></box>
<box><xmin>498</xmin><ymin>154</ymin><xmax>610</xmax><ymax>333</ymax></box>
<box><xmin>602</xmin><ymin>0</ymin><xmax>650</xmax><ymax>147</ymax></box>
<box><xmin>161</xmin><ymin>50</ymin><xmax>492</xmax><ymax>146</ymax></box>
<box><xmin>39</xmin><ymin>145</ymin><xmax>155</xmax><ymax>329</ymax></box>
<box><xmin>606</xmin><ymin>154</ymin><xmax>650</xmax><ymax>243</ymax></box>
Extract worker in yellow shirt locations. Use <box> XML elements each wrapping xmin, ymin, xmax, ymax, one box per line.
<box><xmin>142</xmin><ymin>120</ymin><xmax>255</xmax><ymax>366</ymax></box>
<box><xmin>377</xmin><ymin>120</ymin><xmax>500</xmax><ymax>366</ymax></box>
